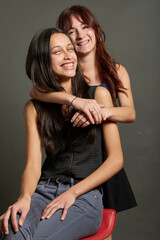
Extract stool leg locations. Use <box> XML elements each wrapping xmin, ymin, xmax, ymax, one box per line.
<box><xmin>104</xmin><ymin>234</ymin><xmax>112</xmax><ymax>240</ymax></box>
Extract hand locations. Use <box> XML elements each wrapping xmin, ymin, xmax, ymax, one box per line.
<box><xmin>71</xmin><ymin>111</ymin><xmax>91</xmax><ymax>128</ymax></box>
<box><xmin>71</xmin><ymin>98</ymin><xmax>105</xmax><ymax>124</ymax></box>
<box><xmin>0</xmin><ymin>196</ymin><xmax>31</xmax><ymax>235</ymax></box>
<box><xmin>41</xmin><ymin>189</ymin><xmax>76</xmax><ymax>221</ymax></box>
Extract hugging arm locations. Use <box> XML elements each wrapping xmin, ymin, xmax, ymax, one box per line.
<box><xmin>41</xmin><ymin>86</ymin><xmax>123</xmax><ymax>221</ymax></box>
<box><xmin>30</xmin><ymin>88</ymin><xmax>105</xmax><ymax>124</ymax></box>
<box><xmin>0</xmin><ymin>102</ymin><xmax>42</xmax><ymax>235</ymax></box>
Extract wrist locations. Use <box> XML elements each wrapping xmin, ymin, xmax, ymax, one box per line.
<box><xmin>104</xmin><ymin>107</ymin><xmax>113</xmax><ymax>120</ymax></box>
<box><xmin>19</xmin><ymin>192</ymin><xmax>31</xmax><ymax>202</ymax></box>
<box><xmin>67</xmin><ymin>95</ymin><xmax>76</xmax><ymax>105</ymax></box>
<box><xmin>69</xmin><ymin>185</ymin><xmax>82</xmax><ymax>198</ymax></box>
<box><xmin>70</xmin><ymin>96</ymin><xmax>77</xmax><ymax>108</ymax></box>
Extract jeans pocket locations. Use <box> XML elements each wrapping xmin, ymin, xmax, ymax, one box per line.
<box><xmin>78</xmin><ymin>189</ymin><xmax>103</xmax><ymax>211</ymax></box>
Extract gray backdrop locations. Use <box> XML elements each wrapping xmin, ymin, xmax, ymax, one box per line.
<box><xmin>0</xmin><ymin>0</ymin><xmax>159</xmax><ymax>239</ymax></box>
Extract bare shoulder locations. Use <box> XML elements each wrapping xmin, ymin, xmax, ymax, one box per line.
<box><xmin>116</xmin><ymin>63</ymin><xmax>128</xmax><ymax>78</ymax></box>
<box><xmin>94</xmin><ymin>86</ymin><xmax>113</xmax><ymax>107</ymax></box>
<box><xmin>25</xmin><ymin>100</ymin><xmax>37</xmax><ymax>121</ymax></box>
<box><xmin>116</xmin><ymin>63</ymin><xmax>131</xmax><ymax>88</ymax></box>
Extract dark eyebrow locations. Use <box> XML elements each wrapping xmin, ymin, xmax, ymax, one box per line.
<box><xmin>50</xmin><ymin>43</ymin><xmax>73</xmax><ymax>50</ymax></box>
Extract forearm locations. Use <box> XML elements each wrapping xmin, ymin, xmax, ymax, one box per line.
<box><xmin>70</xmin><ymin>153</ymin><xmax>123</xmax><ymax>198</ymax></box>
<box><xmin>104</xmin><ymin>106</ymin><xmax>136</xmax><ymax>123</ymax></box>
<box><xmin>19</xmin><ymin>166</ymin><xmax>41</xmax><ymax>200</ymax></box>
<box><xmin>30</xmin><ymin>88</ymin><xmax>75</xmax><ymax>105</ymax></box>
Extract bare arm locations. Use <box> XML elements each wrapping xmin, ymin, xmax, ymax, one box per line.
<box><xmin>104</xmin><ymin>64</ymin><xmax>136</xmax><ymax>123</ymax></box>
<box><xmin>30</xmin><ymin>88</ymin><xmax>105</xmax><ymax>124</ymax></box>
<box><xmin>41</xmin><ymin>86</ymin><xmax>123</xmax><ymax>220</ymax></box>
<box><xmin>0</xmin><ymin>101</ymin><xmax>42</xmax><ymax>235</ymax></box>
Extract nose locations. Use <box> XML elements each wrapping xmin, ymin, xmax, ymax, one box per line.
<box><xmin>63</xmin><ymin>51</ymin><xmax>72</xmax><ymax>60</ymax></box>
<box><xmin>76</xmin><ymin>29</ymin><xmax>84</xmax><ymax>39</ymax></box>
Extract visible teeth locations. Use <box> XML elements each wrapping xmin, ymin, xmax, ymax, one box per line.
<box><xmin>78</xmin><ymin>40</ymin><xmax>88</xmax><ymax>46</ymax></box>
<box><xmin>63</xmin><ymin>63</ymin><xmax>73</xmax><ymax>67</ymax></box>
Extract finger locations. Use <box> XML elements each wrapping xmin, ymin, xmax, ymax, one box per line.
<box><xmin>76</xmin><ymin>119</ymin><xmax>84</xmax><ymax>128</ymax></box>
<box><xmin>11</xmin><ymin>207</ymin><xmax>19</xmax><ymax>233</ymax></box>
<box><xmin>71</xmin><ymin>111</ymin><xmax>81</xmax><ymax>123</ymax></box>
<box><xmin>0</xmin><ymin>214</ymin><xmax>5</xmax><ymax>235</ymax></box>
<box><xmin>96</xmin><ymin>110</ymin><xmax>103</xmax><ymax>123</ymax></box>
<box><xmin>73</xmin><ymin>116</ymin><xmax>84</xmax><ymax>127</ymax></box>
<box><xmin>81</xmin><ymin>121</ymin><xmax>90</xmax><ymax>128</ymax></box>
<box><xmin>44</xmin><ymin>206</ymin><xmax>59</xmax><ymax>219</ymax></box>
<box><xmin>3</xmin><ymin>209</ymin><xmax>11</xmax><ymax>235</ymax></box>
<box><xmin>41</xmin><ymin>204</ymin><xmax>56</xmax><ymax>219</ymax></box>
<box><xmin>61</xmin><ymin>207</ymin><xmax>68</xmax><ymax>221</ymax></box>
<box><xmin>90</xmin><ymin>109</ymin><xmax>99</xmax><ymax>124</ymax></box>
<box><xmin>89</xmin><ymin>102</ymin><xmax>101</xmax><ymax>123</ymax></box>
<box><xmin>74</xmin><ymin>115</ymin><xmax>86</xmax><ymax>127</ymax></box>
<box><xmin>83</xmin><ymin>109</ymin><xmax>95</xmax><ymax>124</ymax></box>
<box><xmin>0</xmin><ymin>222</ymin><xmax>4</xmax><ymax>235</ymax></box>
<box><xmin>92</xmin><ymin>104</ymin><xmax>105</xmax><ymax>123</ymax></box>
<box><xmin>99</xmin><ymin>105</ymin><xmax>106</xmax><ymax>121</ymax></box>
<box><xmin>72</xmin><ymin>112</ymin><xmax>86</xmax><ymax>127</ymax></box>
<box><xmin>76</xmin><ymin>116</ymin><xmax>89</xmax><ymax>127</ymax></box>
<box><xmin>18</xmin><ymin>210</ymin><xmax>28</xmax><ymax>227</ymax></box>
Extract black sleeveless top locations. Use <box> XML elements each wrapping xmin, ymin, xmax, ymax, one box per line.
<box><xmin>41</xmin><ymin>122</ymin><xmax>103</xmax><ymax>180</ymax></box>
<box><xmin>31</xmin><ymin>86</ymin><xmax>137</xmax><ymax>212</ymax></box>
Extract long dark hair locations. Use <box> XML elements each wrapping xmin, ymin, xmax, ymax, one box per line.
<box><xmin>57</xmin><ymin>5</ymin><xmax>126</xmax><ymax>105</ymax></box>
<box><xmin>26</xmin><ymin>28</ymin><xmax>94</xmax><ymax>154</ymax></box>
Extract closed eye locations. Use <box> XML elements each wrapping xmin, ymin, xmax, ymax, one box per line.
<box><xmin>68</xmin><ymin>29</ymin><xmax>76</xmax><ymax>35</ymax></box>
<box><xmin>68</xmin><ymin>48</ymin><xmax>74</xmax><ymax>52</ymax></box>
<box><xmin>52</xmin><ymin>50</ymin><xmax>61</xmax><ymax>54</ymax></box>
<box><xmin>82</xmin><ymin>25</ymin><xmax>89</xmax><ymax>29</ymax></box>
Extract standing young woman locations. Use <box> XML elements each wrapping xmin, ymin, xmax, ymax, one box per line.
<box><xmin>30</xmin><ymin>5</ymin><xmax>135</xmax><ymax>125</ymax></box>
<box><xmin>0</xmin><ymin>28</ymin><xmax>123</xmax><ymax>240</ymax></box>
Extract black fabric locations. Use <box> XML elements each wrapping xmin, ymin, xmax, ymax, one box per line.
<box><xmin>40</xmin><ymin>123</ymin><xmax>103</xmax><ymax>180</ymax></box>
<box><xmin>31</xmin><ymin>86</ymin><xmax>137</xmax><ymax>212</ymax></box>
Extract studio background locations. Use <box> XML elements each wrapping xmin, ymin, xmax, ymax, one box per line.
<box><xmin>0</xmin><ymin>0</ymin><xmax>159</xmax><ymax>239</ymax></box>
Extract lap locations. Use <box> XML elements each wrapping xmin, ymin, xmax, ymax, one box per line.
<box><xmin>1</xmin><ymin>181</ymin><xmax>103</xmax><ymax>240</ymax></box>
<box><xmin>33</xmin><ymin>188</ymin><xmax>103</xmax><ymax>240</ymax></box>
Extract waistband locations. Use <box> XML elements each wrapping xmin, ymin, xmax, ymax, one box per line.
<box><xmin>39</xmin><ymin>176</ymin><xmax>103</xmax><ymax>193</ymax></box>
<box><xmin>40</xmin><ymin>176</ymin><xmax>81</xmax><ymax>185</ymax></box>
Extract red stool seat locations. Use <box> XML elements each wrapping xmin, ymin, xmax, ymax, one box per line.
<box><xmin>81</xmin><ymin>209</ymin><xmax>116</xmax><ymax>240</ymax></box>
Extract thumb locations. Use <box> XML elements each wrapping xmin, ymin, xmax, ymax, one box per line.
<box><xmin>99</xmin><ymin>104</ymin><xmax>104</xmax><ymax>108</ymax></box>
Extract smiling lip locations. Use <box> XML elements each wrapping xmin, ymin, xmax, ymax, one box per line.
<box><xmin>61</xmin><ymin>62</ymin><xmax>75</xmax><ymax>70</ymax></box>
<box><xmin>77</xmin><ymin>40</ymin><xmax>89</xmax><ymax>46</ymax></box>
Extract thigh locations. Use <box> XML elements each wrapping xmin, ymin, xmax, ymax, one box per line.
<box><xmin>1</xmin><ymin>181</ymin><xmax>57</xmax><ymax>240</ymax></box>
<box><xmin>33</xmin><ymin>188</ymin><xmax>103</xmax><ymax>240</ymax></box>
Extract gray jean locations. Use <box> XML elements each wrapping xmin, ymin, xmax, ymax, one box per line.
<box><xmin>1</xmin><ymin>178</ymin><xmax>103</xmax><ymax>240</ymax></box>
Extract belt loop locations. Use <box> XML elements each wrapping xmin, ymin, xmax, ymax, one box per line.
<box><xmin>70</xmin><ymin>177</ymin><xmax>74</xmax><ymax>186</ymax></box>
<box><xmin>47</xmin><ymin>178</ymin><xmax>51</xmax><ymax>184</ymax></box>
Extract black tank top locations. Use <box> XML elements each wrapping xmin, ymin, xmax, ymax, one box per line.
<box><xmin>31</xmin><ymin>86</ymin><xmax>103</xmax><ymax>181</ymax></box>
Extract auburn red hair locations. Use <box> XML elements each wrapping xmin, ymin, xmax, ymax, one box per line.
<box><xmin>57</xmin><ymin>5</ymin><xmax>126</xmax><ymax>105</ymax></box>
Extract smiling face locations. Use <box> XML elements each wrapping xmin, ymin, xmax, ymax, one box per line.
<box><xmin>68</xmin><ymin>15</ymin><xmax>97</xmax><ymax>56</ymax></box>
<box><xmin>50</xmin><ymin>33</ymin><xmax>77</xmax><ymax>81</ymax></box>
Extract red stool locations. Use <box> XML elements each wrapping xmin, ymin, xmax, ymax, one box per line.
<box><xmin>81</xmin><ymin>209</ymin><xmax>116</xmax><ymax>240</ymax></box>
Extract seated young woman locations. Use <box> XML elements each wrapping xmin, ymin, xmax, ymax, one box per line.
<box><xmin>0</xmin><ymin>28</ymin><xmax>123</xmax><ymax>240</ymax></box>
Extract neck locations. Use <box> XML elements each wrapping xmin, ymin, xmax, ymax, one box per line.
<box><xmin>78</xmin><ymin>52</ymin><xmax>102</xmax><ymax>86</ymax></box>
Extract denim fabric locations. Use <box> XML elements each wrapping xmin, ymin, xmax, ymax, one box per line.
<box><xmin>1</xmin><ymin>179</ymin><xmax>103</xmax><ymax>240</ymax></box>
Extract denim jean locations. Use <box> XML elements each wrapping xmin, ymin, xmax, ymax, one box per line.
<box><xmin>1</xmin><ymin>178</ymin><xmax>103</xmax><ymax>240</ymax></box>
